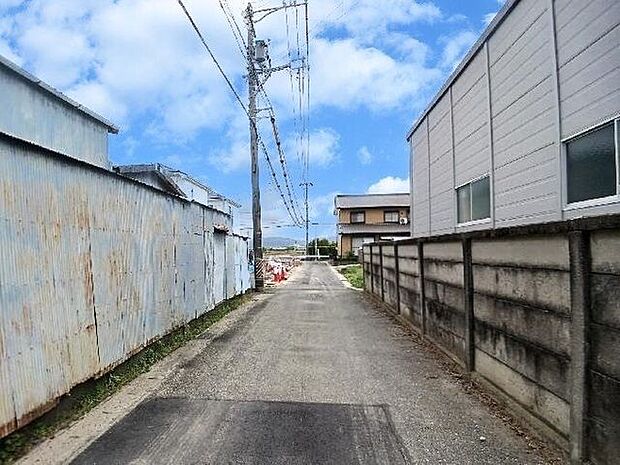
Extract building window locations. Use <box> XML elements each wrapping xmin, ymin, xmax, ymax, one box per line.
<box><xmin>566</xmin><ymin>120</ymin><xmax>619</xmax><ymax>205</ymax></box>
<box><xmin>350</xmin><ymin>211</ymin><xmax>365</xmax><ymax>223</ymax></box>
<box><xmin>457</xmin><ymin>176</ymin><xmax>490</xmax><ymax>224</ymax></box>
<box><xmin>384</xmin><ymin>211</ymin><xmax>399</xmax><ymax>223</ymax></box>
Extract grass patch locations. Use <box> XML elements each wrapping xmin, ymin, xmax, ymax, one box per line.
<box><xmin>0</xmin><ymin>292</ymin><xmax>252</xmax><ymax>464</ymax></box>
<box><xmin>339</xmin><ymin>264</ymin><xmax>364</xmax><ymax>289</ymax></box>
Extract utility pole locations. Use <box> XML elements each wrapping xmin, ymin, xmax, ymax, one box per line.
<box><xmin>246</xmin><ymin>3</ymin><xmax>263</xmax><ymax>289</ymax></box>
<box><xmin>300</xmin><ymin>181</ymin><xmax>313</xmax><ymax>257</ymax></box>
<box><xmin>245</xmin><ymin>1</ymin><xmax>309</xmax><ymax>284</ymax></box>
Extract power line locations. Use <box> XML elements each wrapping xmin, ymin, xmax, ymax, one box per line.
<box><xmin>284</xmin><ymin>3</ymin><xmax>302</xmax><ymax>168</ymax></box>
<box><xmin>268</xmin><ymin>112</ymin><xmax>304</xmax><ymax>224</ymax></box>
<box><xmin>258</xmin><ymin>135</ymin><xmax>302</xmax><ymax>226</ymax></box>
<box><xmin>215</xmin><ymin>1</ymin><xmax>304</xmax><ymax>225</ymax></box>
<box><xmin>221</xmin><ymin>0</ymin><xmax>247</xmax><ymax>50</ymax></box>
<box><xmin>281</xmin><ymin>1</ymin><xmax>312</xmax><ymax>243</ymax></box>
<box><xmin>177</xmin><ymin>0</ymin><xmax>301</xmax><ymax>228</ymax></box>
<box><xmin>176</xmin><ymin>0</ymin><xmax>248</xmax><ymax>115</ymax></box>
<box><xmin>256</xmin><ymin>85</ymin><xmax>304</xmax><ymax>224</ymax></box>
<box><xmin>217</xmin><ymin>0</ymin><xmax>303</xmax><ymax>227</ymax></box>
<box><xmin>247</xmin><ymin>3</ymin><xmax>307</xmax><ymax>226</ymax></box>
<box><xmin>218</xmin><ymin>0</ymin><xmax>246</xmax><ymax>57</ymax></box>
<box><xmin>304</xmin><ymin>0</ymin><xmax>311</xmax><ymax>180</ymax></box>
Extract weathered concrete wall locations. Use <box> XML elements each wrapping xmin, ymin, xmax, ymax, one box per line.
<box><xmin>371</xmin><ymin>245</ymin><xmax>382</xmax><ymax>298</ymax></box>
<box><xmin>381</xmin><ymin>245</ymin><xmax>398</xmax><ymax>309</ymax></box>
<box><xmin>363</xmin><ymin>220</ymin><xmax>620</xmax><ymax>464</ymax></box>
<box><xmin>472</xmin><ymin>235</ymin><xmax>571</xmax><ymax>437</ymax></box>
<box><xmin>397</xmin><ymin>244</ymin><xmax>422</xmax><ymax>328</ymax></box>
<box><xmin>423</xmin><ymin>242</ymin><xmax>466</xmax><ymax>364</ymax></box>
<box><xmin>0</xmin><ymin>134</ymin><xmax>251</xmax><ymax>438</ymax></box>
<box><xmin>362</xmin><ymin>248</ymin><xmax>372</xmax><ymax>292</ymax></box>
<box><xmin>588</xmin><ymin>231</ymin><xmax>620</xmax><ymax>465</ymax></box>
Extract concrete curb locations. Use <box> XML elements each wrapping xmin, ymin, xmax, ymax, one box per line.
<box><xmin>328</xmin><ymin>263</ymin><xmax>363</xmax><ymax>291</ymax></box>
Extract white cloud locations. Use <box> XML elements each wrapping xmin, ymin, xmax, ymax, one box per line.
<box><xmin>310</xmin><ymin>0</ymin><xmax>441</xmax><ymax>42</ymax></box>
<box><xmin>367</xmin><ymin>176</ymin><xmax>410</xmax><ymax>194</ymax></box>
<box><xmin>309</xmin><ymin>37</ymin><xmax>441</xmax><ymax>111</ymax></box>
<box><xmin>19</xmin><ymin>25</ymin><xmax>94</xmax><ymax>88</ymax></box>
<box><xmin>483</xmin><ymin>12</ymin><xmax>498</xmax><ymax>26</ymax></box>
<box><xmin>0</xmin><ymin>0</ymin><xmax>23</xmax><ymax>10</ymax></box>
<box><xmin>445</xmin><ymin>13</ymin><xmax>468</xmax><ymax>24</ymax></box>
<box><xmin>440</xmin><ymin>30</ymin><xmax>478</xmax><ymax>70</ymax></box>
<box><xmin>284</xmin><ymin>127</ymin><xmax>340</xmax><ymax>168</ymax></box>
<box><xmin>308</xmin><ymin>128</ymin><xmax>340</xmax><ymax>166</ymax></box>
<box><xmin>357</xmin><ymin>146</ymin><xmax>372</xmax><ymax>165</ymax></box>
<box><xmin>0</xmin><ymin>0</ymin><xmax>449</xmax><ymax>130</ymax></box>
<box><xmin>0</xmin><ymin>37</ymin><xmax>19</xmax><ymax>63</ymax></box>
<box><xmin>0</xmin><ymin>0</ymin><xmax>241</xmax><ymax>135</ymax></box>
<box><xmin>0</xmin><ymin>0</ymin><xmax>450</xmax><ymax>170</ymax></box>
<box><xmin>211</xmin><ymin>137</ymin><xmax>249</xmax><ymax>173</ymax></box>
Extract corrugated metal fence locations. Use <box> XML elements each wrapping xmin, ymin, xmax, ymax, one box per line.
<box><xmin>0</xmin><ymin>134</ymin><xmax>251</xmax><ymax>438</ymax></box>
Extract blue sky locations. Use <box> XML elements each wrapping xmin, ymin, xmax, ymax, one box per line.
<box><xmin>0</xmin><ymin>0</ymin><xmax>504</xmax><ymax>240</ymax></box>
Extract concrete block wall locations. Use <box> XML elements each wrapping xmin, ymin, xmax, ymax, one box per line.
<box><xmin>423</xmin><ymin>242</ymin><xmax>467</xmax><ymax>364</ymax></box>
<box><xmin>362</xmin><ymin>217</ymin><xmax>620</xmax><ymax>465</ymax></box>
<box><xmin>381</xmin><ymin>245</ymin><xmax>398</xmax><ymax>309</ymax></box>
<box><xmin>588</xmin><ymin>231</ymin><xmax>620</xmax><ymax>465</ymax></box>
<box><xmin>472</xmin><ymin>235</ymin><xmax>571</xmax><ymax>438</ymax></box>
<box><xmin>370</xmin><ymin>245</ymin><xmax>383</xmax><ymax>299</ymax></box>
<box><xmin>362</xmin><ymin>248</ymin><xmax>372</xmax><ymax>293</ymax></box>
<box><xmin>397</xmin><ymin>244</ymin><xmax>423</xmax><ymax>328</ymax></box>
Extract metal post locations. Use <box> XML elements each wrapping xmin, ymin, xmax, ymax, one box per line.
<box><xmin>379</xmin><ymin>244</ymin><xmax>385</xmax><ymax>301</ymax></box>
<box><xmin>300</xmin><ymin>181</ymin><xmax>313</xmax><ymax>258</ymax></box>
<box><xmin>568</xmin><ymin>230</ymin><xmax>591</xmax><ymax>464</ymax></box>
<box><xmin>246</xmin><ymin>3</ymin><xmax>263</xmax><ymax>289</ymax></box>
<box><xmin>369</xmin><ymin>245</ymin><xmax>374</xmax><ymax>294</ymax></box>
<box><xmin>394</xmin><ymin>243</ymin><xmax>401</xmax><ymax>314</ymax></box>
<box><xmin>462</xmin><ymin>238</ymin><xmax>475</xmax><ymax>372</ymax></box>
<box><xmin>418</xmin><ymin>241</ymin><xmax>427</xmax><ymax>335</ymax></box>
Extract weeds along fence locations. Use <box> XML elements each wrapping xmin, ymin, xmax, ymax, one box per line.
<box><xmin>362</xmin><ymin>218</ymin><xmax>620</xmax><ymax>465</ymax></box>
<box><xmin>0</xmin><ymin>133</ymin><xmax>251</xmax><ymax>438</ymax></box>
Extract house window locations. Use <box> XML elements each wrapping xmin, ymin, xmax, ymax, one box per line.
<box><xmin>350</xmin><ymin>211</ymin><xmax>365</xmax><ymax>223</ymax></box>
<box><xmin>566</xmin><ymin>120</ymin><xmax>619</xmax><ymax>205</ymax></box>
<box><xmin>457</xmin><ymin>176</ymin><xmax>490</xmax><ymax>224</ymax></box>
<box><xmin>384</xmin><ymin>211</ymin><xmax>399</xmax><ymax>223</ymax></box>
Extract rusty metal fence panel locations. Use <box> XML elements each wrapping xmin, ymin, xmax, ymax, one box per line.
<box><xmin>232</xmin><ymin>236</ymin><xmax>251</xmax><ymax>295</ymax></box>
<box><xmin>0</xmin><ymin>138</ymin><xmax>251</xmax><ymax>437</ymax></box>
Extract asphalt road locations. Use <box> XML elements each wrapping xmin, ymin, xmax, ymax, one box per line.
<box><xmin>71</xmin><ymin>262</ymin><xmax>550</xmax><ymax>464</ymax></box>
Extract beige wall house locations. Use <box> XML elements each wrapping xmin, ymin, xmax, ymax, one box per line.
<box><xmin>334</xmin><ymin>193</ymin><xmax>411</xmax><ymax>256</ymax></box>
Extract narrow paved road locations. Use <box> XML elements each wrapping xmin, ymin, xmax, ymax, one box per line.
<box><xmin>72</xmin><ymin>262</ymin><xmax>549</xmax><ymax>464</ymax></box>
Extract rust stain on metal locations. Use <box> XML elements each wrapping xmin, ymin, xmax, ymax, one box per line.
<box><xmin>0</xmin><ymin>140</ymin><xmax>251</xmax><ymax>439</ymax></box>
<box><xmin>15</xmin><ymin>399</ymin><xmax>59</xmax><ymax>430</ymax></box>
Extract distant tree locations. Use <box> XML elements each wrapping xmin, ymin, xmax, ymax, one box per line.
<box><xmin>307</xmin><ymin>237</ymin><xmax>337</xmax><ymax>258</ymax></box>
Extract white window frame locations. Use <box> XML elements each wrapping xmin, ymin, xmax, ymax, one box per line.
<box><xmin>383</xmin><ymin>210</ymin><xmax>400</xmax><ymax>223</ymax></box>
<box><xmin>563</xmin><ymin>116</ymin><xmax>620</xmax><ymax>211</ymax></box>
<box><xmin>455</xmin><ymin>174</ymin><xmax>491</xmax><ymax>226</ymax></box>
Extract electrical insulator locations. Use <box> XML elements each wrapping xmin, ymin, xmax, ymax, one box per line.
<box><xmin>255</xmin><ymin>40</ymin><xmax>267</xmax><ymax>63</ymax></box>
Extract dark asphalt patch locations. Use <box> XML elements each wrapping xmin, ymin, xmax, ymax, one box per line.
<box><xmin>71</xmin><ymin>398</ymin><xmax>410</xmax><ymax>465</ymax></box>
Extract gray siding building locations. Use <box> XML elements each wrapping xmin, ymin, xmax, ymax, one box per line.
<box><xmin>408</xmin><ymin>0</ymin><xmax>620</xmax><ymax>237</ymax></box>
<box><xmin>0</xmin><ymin>55</ymin><xmax>118</xmax><ymax>169</ymax></box>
